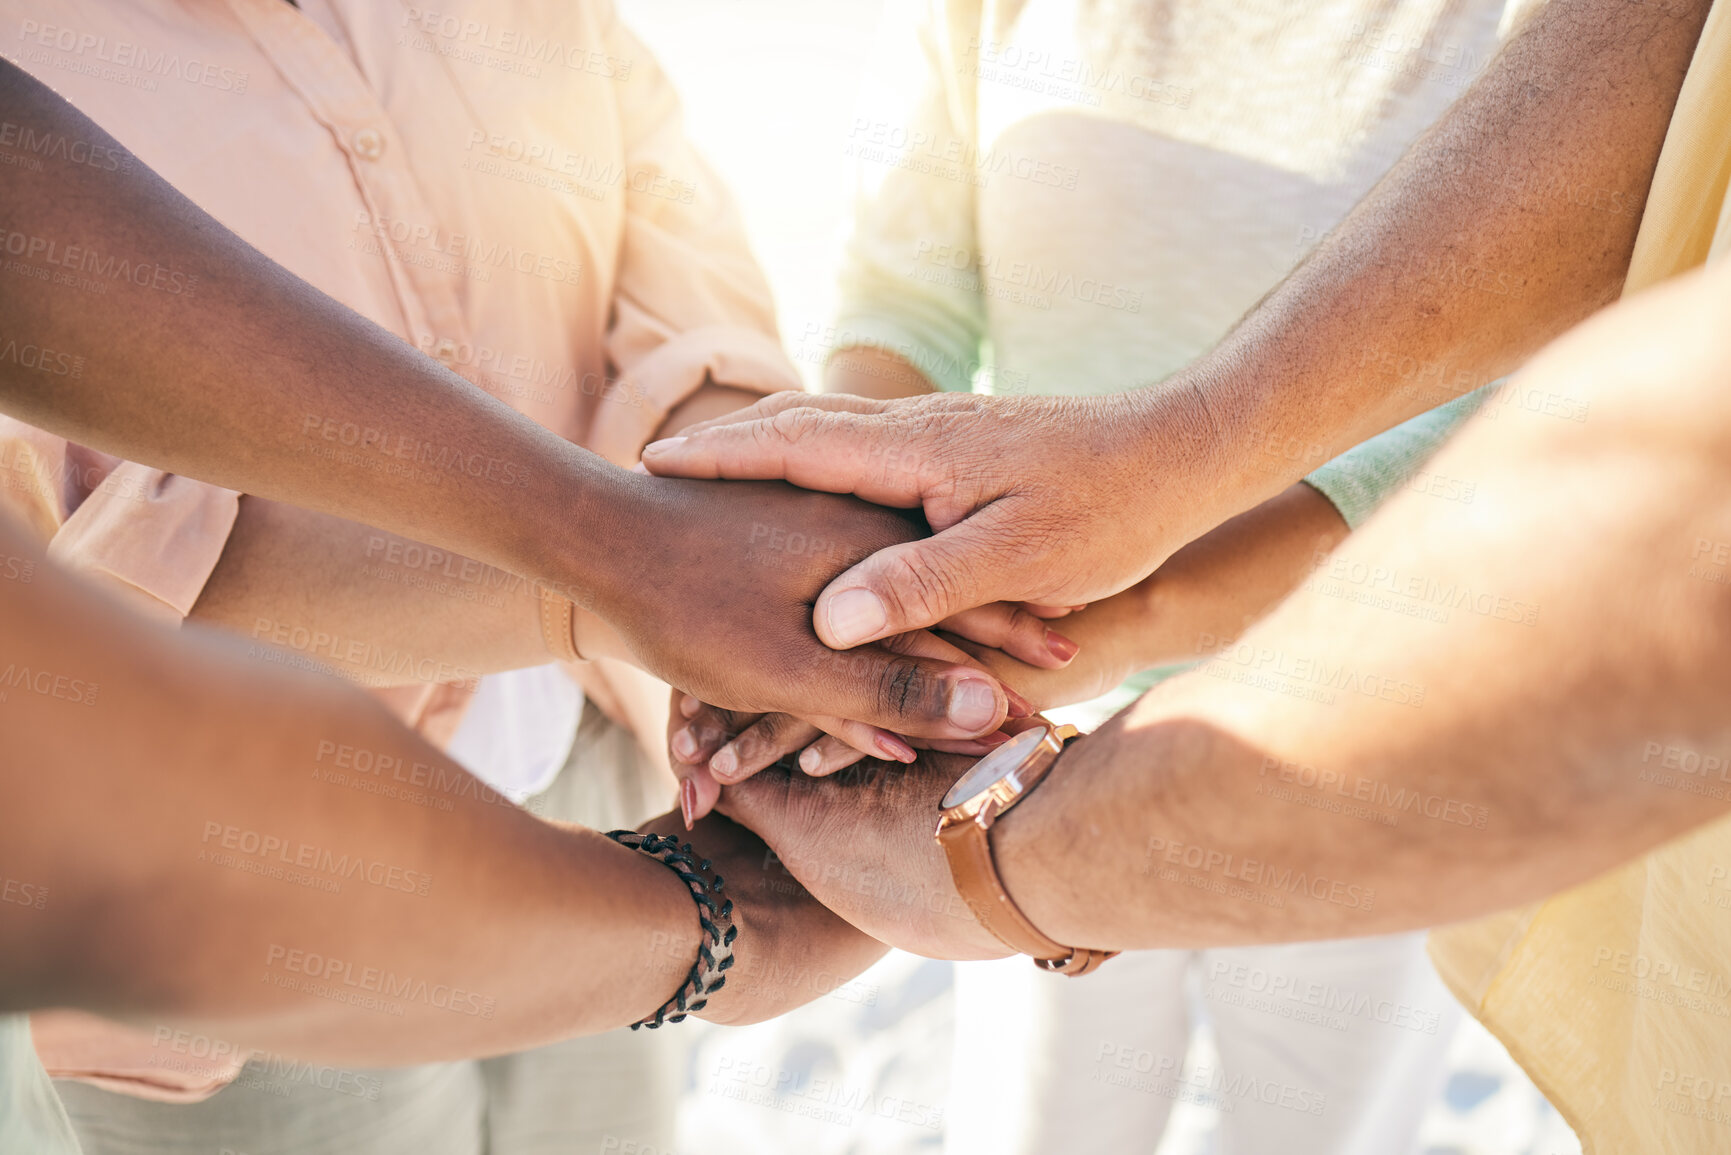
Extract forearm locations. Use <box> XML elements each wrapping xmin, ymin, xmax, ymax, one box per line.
<box><xmin>0</xmin><ymin>539</ymin><xmax>695</xmax><ymax>1059</ymax></box>
<box><xmin>1000</xmin><ymin>263</ymin><xmax>1731</xmax><ymax>948</ymax></box>
<box><xmin>656</xmin><ymin>382</ymin><xmax>769</xmax><ymax>440</ymax></box>
<box><xmin>1178</xmin><ymin>0</ymin><xmax>1708</xmax><ymax>525</ymax></box>
<box><xmin>972</xmin><ymin>483</ymin><xmax>1349</xmax><ymax>708</ymax></box>
<box><xmin>190</xmin><ymin>499</ymin><xmax>552</xmax><ymax>687</ymax></box>
<box><xmin>0</xmin><ymin>58</ymin><xmax>637</xmax><ymax>606</ymax></box>
<box><xmin>1101</xmin><ymin>482</ymin><xmax>1350</xmax><ymax>671</ymax></box>
<box><xmin>191</xmin><ymin>378</ymin><xmax>783</xmax><ymax>684</ymax></box>
<box><xmin>824</xmin><ymin>346</ymin><xmax>938</xmax><ymax>400</ymax></box>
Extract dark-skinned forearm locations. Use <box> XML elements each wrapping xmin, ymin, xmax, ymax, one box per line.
<box><xmin>0</xmin><ymin>58</ymin><xmax>639</xmax><ymax>611</ymax></box>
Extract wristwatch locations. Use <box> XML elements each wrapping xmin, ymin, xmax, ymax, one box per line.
<box><xmin>934</xmin><ymin>723</ymin><xmax>1118</xmax><ymax>976</ymax></box>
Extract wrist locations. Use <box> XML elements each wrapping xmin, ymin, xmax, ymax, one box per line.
<box><xmin>615</xmin><ymin>820</ymin><xmax>737</xmax><ymax>1028</ymax></box>
<box><xmin>535</xmin><ymin>465</ymin><xmax>662</xmax><ymax>619</ymax></box>
<box><xmin>1112</xmin><ymin>380</ymin><xmax>1240</xmax><ymax>565</ymax></box>
<box><xmin>991</xmin><ymin>735</ymin><xmax>1110</xmax><ymax>950</ymax></box>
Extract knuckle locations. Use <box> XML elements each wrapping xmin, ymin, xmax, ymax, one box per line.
<box><xmin>873</xmin><ymin>659</ymin><xmax>946</xmax><ymax>725</ymax></box>
<box><xmin>877</xmin><ymin>549</ymin><xmax>962</xmax><ymax>627</ymax></box>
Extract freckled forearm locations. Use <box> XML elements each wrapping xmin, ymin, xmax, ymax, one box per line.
<box><xmin>1187</xmin><ymin>0</ymin><xmax>1708</xmax><ymax>518</ymax></box>
<box><xmin>996</xmin><ymin>276</ymin><xmax>1731</xmax><ymax>948</ymax></box>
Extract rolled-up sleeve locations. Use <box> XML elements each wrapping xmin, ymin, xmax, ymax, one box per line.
<box><xmin>0</xmin><ymin>417</ymin><xmax>237</xmax><ymax>626</ymax></box>
<box><xmin>591</xmin><ymin>5</ymin><xmax>802</xmax><ymax>465</ymax></box>
<box><xmin>1304</xmin><ymin>385</ymin><xmax>1498</xmax><ymax>529</ymax></box>
<box><xmin>832</xmin><ymin>0</ymin><xmax>985</xmax><ymax>394</ymax></box>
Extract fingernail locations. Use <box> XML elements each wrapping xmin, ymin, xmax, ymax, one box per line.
<box><xmin>825</xmin><ymin>588</ymin><xmax>887</xmax><ymax>647</ymax></box>
<box><xmin>876</xmin><ymin>734</ymin><xmax>917</xmax><ymax>763</ymax></box>
<box><xmin>711</xmin><ymin>747</ymin><xmax>739</xmax><ymax>781</ymax></box>
<box><xmin>978</xmin><ymin>730</ymin><xmax>1012</xmax><ymax>748</ymax></box>
<box><xmin>671</xmin><ymin>728</ymin><xmax>699</xmax><ymax>763</ymax></box>
<box><xmin>679</xmin><ymin>779</ymin><xmax>697</xmax><ymax>831</ymax></box>
<box><xmin>679</xmin><ymin>695</ymin><xmax>701</xmax><ymax>719</ymax></box>
<box><xmin>1045</xmin><ymin>629</ymin><xmax>1080</xmax><ymax>662</ymax></box>
<box><xmin>642</xmin><ymin>436</ymin><xmax>687</xmax><ymax>457</ymax></box>
<box><xmin>1005</xmin><ymin>688</ymin><xmax>1035</xmax><ymax>718</ymax></box>
<box><xmin>799</xmin><ymin>747</ymin><xmax>822</xmax><ymax>774</ymax></box>
<box><xmin>947</xmin><ymin>678</ymin><xmax>1000</xmax><ymax>734</ymax></box>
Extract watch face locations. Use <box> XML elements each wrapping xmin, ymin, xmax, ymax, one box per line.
<box><xmin>940</xmin><ymin>727</ymin><xmax>1048</xmax><ymax>810</ymax></box>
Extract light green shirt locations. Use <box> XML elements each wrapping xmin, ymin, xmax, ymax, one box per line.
<box><xmin>833</xmin><ymin>0</ymin><xmax>1523</xmax><ymax>724</ymax></box>
<box><xmin>0</xmin><ymin>1014</ymin><xmax>82</xmax><ymax>1155</ymax></box>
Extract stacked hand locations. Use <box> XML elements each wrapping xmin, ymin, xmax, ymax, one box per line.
<box><xmin>582</xmin><ymin>475</ymin><xmax>1078</xmax><ymax>763</ymax></box>
<box><xmin>640</xmin><ymin>388</ymin><xmax>1225</xmax><ymax>648</ymax></box>
<box><xmin>710</xmin><ymin>751</ymin><xmax>1013</xmax><ymax>961</ymax></box>
<box><xmin>634</xmin><ymin>806</ymin><xmax>891</xmax><ymax>1025</ymax></box>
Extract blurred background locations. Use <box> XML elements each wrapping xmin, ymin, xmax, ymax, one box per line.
<box><xmin>618</xmin><ymin>2</ymin><xmax>1583</xmax><ymax>1152</ymax></box>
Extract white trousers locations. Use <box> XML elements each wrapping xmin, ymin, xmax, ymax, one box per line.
<box><xmin>945</xmin><ymin>934</ymin><xmax>1461</xmax><ymax>1155</ymax></box>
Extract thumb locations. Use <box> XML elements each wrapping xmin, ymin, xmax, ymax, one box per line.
<box><xmin>801</xmin><ymin>641</ymin><xmax>1009</xmax><ymax>739</ymax></box>
<box><xmin>814</xmin><ymin>513</ymin><xmax>1018</xmax><ymax>648</ymax></box>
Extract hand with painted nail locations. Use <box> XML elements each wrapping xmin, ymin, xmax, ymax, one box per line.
<box><xmin>666</xmin><ymin>625</ymin><xmax>1043</xmax><ymax>826</ymax></box>
<box><xmin>588</xmin><ymin>475</ymin><xmax>1065</xmax><ymax>748</ymax></box>
<box><xmin>638</xmin><ymin>389</ymin><xmax>1212</xmax><ymax>655</ymax></box>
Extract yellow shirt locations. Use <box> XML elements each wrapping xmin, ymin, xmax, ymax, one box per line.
<box><xmin>1430</xmin><ymin>5</ymin><xmax>1731</xmax><ymax>1150</ymax></box>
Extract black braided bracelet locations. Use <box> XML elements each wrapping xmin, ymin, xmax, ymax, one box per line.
<box><xmin>605</xmin><ymin>830</ymin><xmax>737</xmax><ymax>1030</ymax></box>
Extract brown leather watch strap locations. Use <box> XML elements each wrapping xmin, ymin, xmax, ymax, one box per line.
<box><xmin>539</xmin><ymin>587</ymin><xmax>581</xmax><ymax>662</ymax></box>
<box><xmin>938</xmin><ymin>808</ymin><xmax>1116</xmax><ymax>976</ymax></box>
